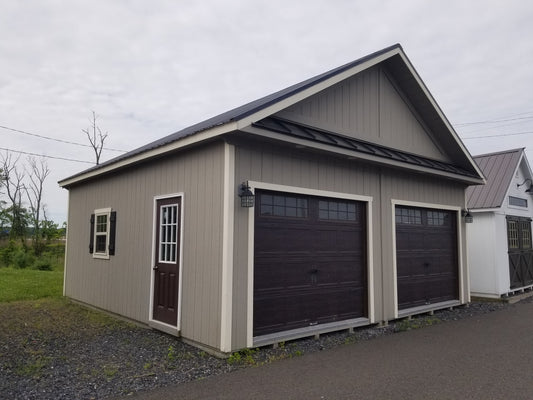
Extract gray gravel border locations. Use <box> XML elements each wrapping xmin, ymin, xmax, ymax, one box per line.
<box><xmin>1</xmin><ymin>297</ymin><xmax>524</xmax><ymax>400</ymax></box>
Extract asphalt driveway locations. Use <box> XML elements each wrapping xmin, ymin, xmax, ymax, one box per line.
<box><xmin>119</xmin><ymin>301</ymin><xmax>533</xmax><ymax>400</ymax></box>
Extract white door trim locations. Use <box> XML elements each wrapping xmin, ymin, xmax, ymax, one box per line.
<box><xmin>246</xmin><ymin>181</ymin><xmax>374</xmax><ymax>347</ymax></box>
<box><xmin>148</xmin><ymin>192</ymin><xmax>184</xmax><ymax>334</ymax></box>
<box><xmin>391</xmin><ymin>199</ymin><xmax>463</xmax><ymax>319</ymax></box>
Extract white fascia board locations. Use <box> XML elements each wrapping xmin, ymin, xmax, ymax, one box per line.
<box><xmin>396</xmin><ymin>52</ymin><xmax>486</xmax><ymax>183</ymax></box>
<box><xmin>58</xmin><ymin>121</ymin><xmax>239</xmax><ymax>188</ymax></box>
<box><xmin>469</xmin><ymin>207</ymin><xmax>502</xmax><ymax>214</ymax></box>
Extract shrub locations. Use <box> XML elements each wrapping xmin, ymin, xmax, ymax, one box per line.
<box><xmin>0</xmin><ymin>241</ymin><xmax>17</xmax><ymax>267</ymax></box>
<box><xmin>32</xmin><ymin>258</ymin><xmax>53</xmax><ymax>271</ymax></box>
<box><xmin>12</xmin><ymin>248</ymin><xmax>35</xmax><ymax>269</ymax></box>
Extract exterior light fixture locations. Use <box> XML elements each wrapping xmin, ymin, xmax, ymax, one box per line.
<box><xmin>517</xmin><ymin>178</ymin><xmax>533</xmax><ymax>194</ymax></box>
<box><xmin>239</xmin><ymin>183</ymin><xmax>255</xmax><ymax>208</ymax></box>
<box><xmin>462</xmin><ymin>210</ymin><xmax>473</xmax><ymax>224</ymax></box>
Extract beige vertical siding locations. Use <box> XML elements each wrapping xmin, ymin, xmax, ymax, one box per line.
<box><xmin>231</xmin><ymin>141</ymin><xmax>467</xmax><ymax>350</ymax></box>
<box><xmin>64</xmin><ymin>142</ymin><xmax>226</xmax><ymax>349</ymax></box>
<box><xmin>275</xmin><ymin>66</ymin><xmax>449</xmax><ymax>163</ymax></box>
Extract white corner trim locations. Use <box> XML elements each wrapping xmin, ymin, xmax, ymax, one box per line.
<box><xmin>148</xmin><ymin>192</ymin><xmax>184</xmax><ymax>332</ymax></box>
<box><xmin>390</xmin><ymin>199</ymin><xmax>464</xmax><ymax>318</ymax></box>
<box><xmin>366</xmin><ymin>200</ymin><xmax>375</xmax><ymax>323</ymax></box>
<box><xmin>220</xmin><ymin>143</ymin><xmax>235</xmax><ymax>352</ymax></box>
<box><xmin>245</xmin><ymin>181</ymin><xmax>374</xmax><ymax>346</ymax></box>
<box><xmin>63</xmin><ymin>197</ymin><xmax>70</xmax><ymax>297</ymax></box>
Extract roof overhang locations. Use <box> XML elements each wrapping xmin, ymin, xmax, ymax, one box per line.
<box><xmin>59</xmin><ymin>44</ymin><xmax>484</xmax><ymax>188</ymax></box>
<box><xmin>240</xmin><ymin>122</ymin><xmax>484</xmax><ymax>185</ymax></box>
<box><xmin>58</xmin><ymin>121</ymin><xmax>238</xmax><ymax>188</ymax></box>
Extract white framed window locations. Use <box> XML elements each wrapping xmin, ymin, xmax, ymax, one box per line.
<box><xmin>159</xmin><ymin>204</ymin><xmax>179</xmax><ymax>263</ymax></box>
<box><xmin>90</xmin><ymin>207</ymin><xmax>114</xmax><ymax>259</ymax></box>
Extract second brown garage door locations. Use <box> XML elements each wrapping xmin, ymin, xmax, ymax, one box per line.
<box><xmin>254</xmin><ymin>190</ymin><xmax>367</xmax><ymax>337</ymax></box>
<box><xmin>395</xmin><ymin>206</ymin><xmax>459</xmax><ymax>310</ymax></box>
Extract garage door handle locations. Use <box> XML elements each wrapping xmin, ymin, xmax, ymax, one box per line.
<box><xmin>309</xmin><ymin>268</ymin><xmax>319</xmax><ymax>274</ymax></box>
<box><xmin>153</xmin><ymin>266</ymin><xmax>159</xmax><ymax>271</ymax></box>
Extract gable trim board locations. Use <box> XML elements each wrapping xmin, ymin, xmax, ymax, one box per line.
<box><xmin>245</xmin><ymin>181</ymin><xmax>374</xmax><ymax>348</ymax></box>
<box><xmin>59</xmin><ymin>44</ymin><xmax>483</xmax><ymax>353</ymax></box>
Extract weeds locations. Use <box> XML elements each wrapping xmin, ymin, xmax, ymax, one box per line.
<box><xmin>395</xmin><ymin>315</ymin><xmax>441</xmax><ymax>332</ymax></box>
<box><xmin>227</xmin><ymin>348</ymin><xmax>258</xmax><ymax>365</ymax></box>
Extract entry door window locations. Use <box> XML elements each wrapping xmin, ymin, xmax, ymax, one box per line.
<box><xmin>159</xmin><ymin>205</ymin><xmax>178</xmax><ymax>263</ymax></box>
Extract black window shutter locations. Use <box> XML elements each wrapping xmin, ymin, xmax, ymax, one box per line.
<box><xmin>89</xmin><ymin>214</ymin><xmax>95</xmax><ymax>253</ymax></box>
<box><xmin>109</xmin><ymin>211</ymin><xmax>117</xmax><ymax>256</ymax></box>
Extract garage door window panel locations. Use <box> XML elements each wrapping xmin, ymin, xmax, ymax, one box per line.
<box><xmin>396</xmin><ymin>208</ymin><xmax>422</xmax><ymax>225</ymax></box>
<box><xmin>260</xmin><ymin>194</ymin><xmax>308</xmax><ymax>218</ymax></box>
<box><xmin>319</xmin><ymin>200</ymin><xmax>357</xmax><ymax>221</ymax></box>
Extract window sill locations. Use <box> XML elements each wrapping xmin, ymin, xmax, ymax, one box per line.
<box><xmin>92</xmin><ymin>254</ymin><xmax>110</xmax><ymax>260</ymax></box>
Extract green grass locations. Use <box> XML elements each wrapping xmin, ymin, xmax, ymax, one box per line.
<box><xmin>0</xmin><ymin>266</ymin><xmax>64</xmax><ymax>302</ymax></box>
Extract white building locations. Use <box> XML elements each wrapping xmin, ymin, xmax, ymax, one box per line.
<box><xmin>467</xmin><ymin>148</ymin><xmax>533</xmax><ymax>298</ymax></box>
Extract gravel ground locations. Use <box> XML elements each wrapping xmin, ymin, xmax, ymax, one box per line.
<box><xmin>0</xmin><ymin>297</ymin><xmax>526</xmax><ymax>400</ymax></box>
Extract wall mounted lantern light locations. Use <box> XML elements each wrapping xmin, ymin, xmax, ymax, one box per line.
<box><xmin>239</xmin><ymin>182</ymin><xmax>255</xmax><ymax>208</ymax></box>
<box><xmin>462</xmin><ymin>210</ymin><xmax>473</xmax><ymax>224</ymax></box>
<box><xmin>517</xmin><ymin>178</ymin><xmax>533</xmax><ymax>194</ymax></box>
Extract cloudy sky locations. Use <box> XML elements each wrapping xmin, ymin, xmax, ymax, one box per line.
<box><xmin>1</xmin><ymin>0</ymin><xmax>533</xmax><ymax>223</ymax></box>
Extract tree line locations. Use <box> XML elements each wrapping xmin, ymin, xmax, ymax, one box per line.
<box><xmin>0</xmin><ymin>152</ymin><xmax>65</xmax><ymax>254</ymax></box>
<box><xmin>0</xmin><ymin>111</ymin><xmax>109</xmax><ymax>254</ymax></box>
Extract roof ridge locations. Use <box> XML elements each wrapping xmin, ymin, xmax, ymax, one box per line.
<box><xmin>473</xmin><ymin>147</ymin><xmax>524</xmax><ymax>159</ymax></box>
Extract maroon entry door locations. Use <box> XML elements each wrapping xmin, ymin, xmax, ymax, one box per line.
<box><xmin>152</xmin><ymin>197</ymin><xmax>181</xmax><ymax>326</ymax></box>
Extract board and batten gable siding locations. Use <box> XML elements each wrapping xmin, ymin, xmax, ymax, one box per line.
<box><xmin>274</xmin><ymin>66</ymin><xmax>448</xmax><ymax>163</ymax></box>
<box><xmin>231</xmin><ymin>141</ymin><xmax>468</xmax><ymax>350</ymax></box>
<box><xmin>64</xmin><ymin>141</ymin><xmax>226</xmax><ymax>349</ymax></box>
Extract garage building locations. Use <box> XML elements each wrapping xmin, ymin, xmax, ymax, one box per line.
<box><xmin>59</xmin><ymin>44</ymin><xmax>485</xmax><ymax>354</ymax></box>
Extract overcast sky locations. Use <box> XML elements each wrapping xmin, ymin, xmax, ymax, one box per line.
<box><xmin>1</xmin><ymin>0</ymin><xmax>533</xmax><ymax>223</ymax></box>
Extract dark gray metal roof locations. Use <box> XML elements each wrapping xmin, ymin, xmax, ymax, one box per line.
<box><xmin>253</xmin><ymin>117</ymin><xmax>480</xmax><ymax>179</ymax></box>
<box><xmin>466</xmin><ymin>148</ymin><xmax>523</xmax><ymax>209</ymax></box>
<box><xmin>62</xmin><ymin>44</ymin><xmax>403</xmax><ymax>183</ymax></box>
<box><xmin>60</xmin><ymin>43</ymin><xmax>484</xmax><ymax>187</ymax></box>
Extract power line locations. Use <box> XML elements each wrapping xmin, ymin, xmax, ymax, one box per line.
<box><xmin>455</xmin><ymin>110</ymin><xmax>533</xmax><ymax>126</ymax></box>
<box><xmin>455</xmin><ymin>116</ymin><xmax>533</xmax><ymax>127</ymax></box>
<box><xmin>462</xmin><ymin>130</ymin><xmax>533</xmax><ymax>140</ymax></box>
<box><xmin>0</xmin><ymin>146</ymin><xmax>94</xmax><ymax>164</ymax></box>
<box><xmin>0</xmin><ymin>125</ymin><xmax>128</xmax><ymax>153</ymax></box>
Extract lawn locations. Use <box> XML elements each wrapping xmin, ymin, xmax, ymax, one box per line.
<box><xmin>0</xmin><ymin>266</ymin><xmax>64</xmax><ymax>302</ymax></box>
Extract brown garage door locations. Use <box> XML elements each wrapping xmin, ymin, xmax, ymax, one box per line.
<box><xmin>395</xmin><ymin>206</ymin><xmax>458</xmax><ymax>310</ymax></box>
<box><xmin>254</xmin><ymin>190</ymin><xmax>367</xmax><ymax>337</ymax></box>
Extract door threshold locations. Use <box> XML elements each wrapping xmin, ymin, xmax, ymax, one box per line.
<box><xmin>148</xmin><ymin>319</ymin><xmax>180</xmax><ymax>336</ymax></box>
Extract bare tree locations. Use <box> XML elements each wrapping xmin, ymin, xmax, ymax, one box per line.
<box><xmin>83</xmin><ymin>111</ymin><xmax>108</xmax><ymax>165</ymax></box>
<box><xmin>24</xmin><ymin>156</ymin><xmax>50</xmax><ymax>252</ymax></box>
<box><xmin>0</xmin><ymin>152</ymin><xmax>27</xmax><ymax>241</ymax></box>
